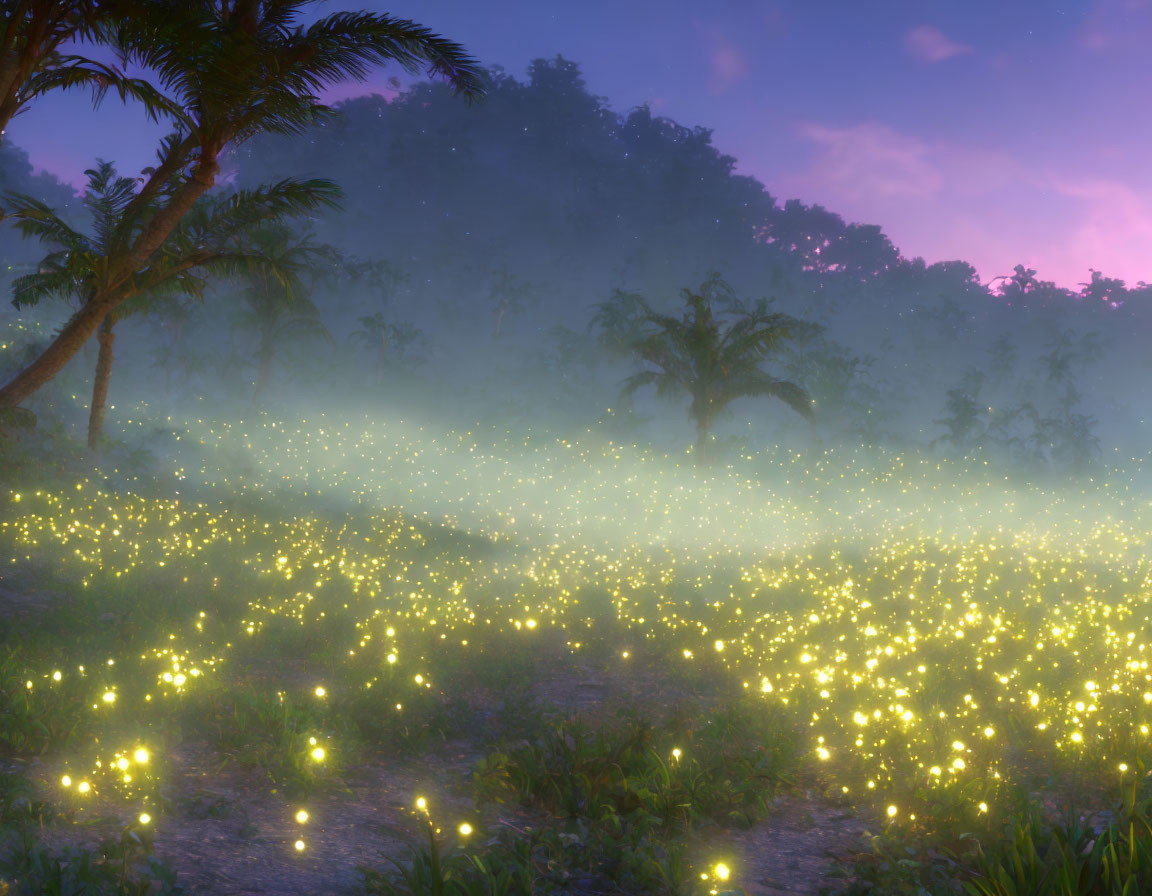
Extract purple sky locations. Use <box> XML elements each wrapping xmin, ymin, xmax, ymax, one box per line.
<box><xmin>8</xmin><ymin>0</ymin><xmax>1152</xmax><ymax>289</ymax></box>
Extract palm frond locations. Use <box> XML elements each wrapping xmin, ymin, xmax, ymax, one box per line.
<box><xmin>19</xmin><ymin>56</ymin><xmax>186</xmax><ymax>124</ymax></box>
<box><xmin>621</xmin><ymin>369</ymin><xmax>682</xmax><ymax>401</ymax></box>
<box><xmin>729</xmin><ymin>371</ymin><xmax>815</xmax><ymax>419</ymax></box>
<box><xmin>298</xmin><ymin>11</ymin><xmax>485</xmax><ymax>100</ymax></box>
<box><xmin>2</xmin><ymin>193</ymin><xmax>87</xmax><ymax>249</ymax></box>
<box><xmin>11</xmin><ymin>267</ymin><xmax>80</xmax><ymax>308</ymax></box>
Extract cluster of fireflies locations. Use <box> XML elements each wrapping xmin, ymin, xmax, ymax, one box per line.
<box><xmin>6</xmin><ymin>406</ymin><xmax>1152</xmax><ymax>881</ymax></box>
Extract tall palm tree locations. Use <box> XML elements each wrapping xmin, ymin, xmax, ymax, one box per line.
<box><xmin>6</xmin><ymin>160</ymin><xmax>337</xmax><ymax>448</ymax></box>
<box><xmin>0</xmin><ymin>0</ymin><xmax>484</xmax><ymax>409</ymax></box>
<box><xmin>618</xmin><ymin>274</ymin><xmax>815</xmax><ymax>462</ymax></box>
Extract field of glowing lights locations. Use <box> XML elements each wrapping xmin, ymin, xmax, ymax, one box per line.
<box><xmin>5</xmin><ymin>412</ymin><xmax>1152</xmax><ymax>893</ymax></box>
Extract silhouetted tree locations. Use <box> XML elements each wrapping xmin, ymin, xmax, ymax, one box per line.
<box><xmin>487</xmin><ymin>265</ymin><xmax>537</xmax><ymax>338</ymax></box>
<box><xmin>228</xmin><ymin>223</ymin><xmax>335</xmax><ymax>405</ymax></box>
<box><xmin>616</xmin><ymin>274</ymin><xmax>814</xmax><ymax>461</ymax></box>
<box><xmin>933</xmin><ymin>371</ymin><xmax>987</xmax><ymax>453</ymax></box>
<box><xmin>350</xmin><ymin>313</ymin><xmax>425</xmax><ymax>377</ymax></box>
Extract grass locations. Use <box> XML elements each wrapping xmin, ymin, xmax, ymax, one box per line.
<box><xmin>5</xmin><ymin>412</ymin><xmax>1152</xmax><ymax>892</ymax></box>
<box><xmin>362</xmin><ymin>809</ymin><xmax>727</xmax><ymax>896</ymax></box>
<box><xmin>0</xmin><ymin>822</ymin><xmax>182</xmax><ymax>896</ymax></box>
<box><xmin>473</xmin><ymin>698</ymin><xmax>800</xmax><ymax>828</ymax></box>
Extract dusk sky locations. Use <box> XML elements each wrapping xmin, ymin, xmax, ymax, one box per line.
<box><xmin>9</xmin><ymin>0</ymin><xmax>1152</xmax><ymax>289</ymax></box>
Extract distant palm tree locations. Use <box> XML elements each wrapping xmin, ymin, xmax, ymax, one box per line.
<box><xmin>6</xmin><ymin>160</ymin><xmax>333</xmax><ymax>448</ymax></box>
<box><xmin>228</xmin><ymin>222</ymin><xmax>334</xmax><ymax>405</ymax></box>
<box><xmin>617</xmin><ymin>274</ymin><xmax>814</xmax><ymax>461</ymax></box>
<box><xmin>0</xmin><ymin>0</ymin><xmax>484</xmax><ymax>409</ymax></box>
<box><xmin>350</xmin><ymin>313</ymin><xmax>425</xmax><ymax>378</ymax></box>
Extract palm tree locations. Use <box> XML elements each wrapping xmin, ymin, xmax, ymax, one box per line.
<box><xmin>227</xmin><ymin>222</ymin><xmax>334</xmax><ymax>405</ymax></box>
<box><xmin>6</xmin><ymin>160</ymin><xmax>336</xmax><ymax>448</ymax></box>
<box><xmin>487</xmin><ymin>266</ymin><xmax>537</xmax><ymax>338</ymax></box>
<box><xmin>617</xmin><ymin>274</ymin><xmax>814</xmax><ymax>462</ymax></box>
<box><xmin>0</xmin><ymin>0</ymin><xmax>175</xmax><ymax>142</ymax></box>
<box><xmin>350</xmin><ymin>312</ymin><xmax>424</xmax><ymax>378</ymax></box>
<box><xmin>0</xmin><ymin>0</ymin><xmax>484</xmax><ymax>409</ymax></box>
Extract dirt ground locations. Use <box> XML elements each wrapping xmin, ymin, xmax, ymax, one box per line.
<box><xmin>1</xmin><ymin>575</ymin><xmax>868</xmax><ymax>895</ymax></box>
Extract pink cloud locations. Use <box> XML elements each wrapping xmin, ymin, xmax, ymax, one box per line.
<box><xmin>1048</xmin><ymin>177</ymin><xmax>1152</xmax><ymax>286</ymax></box>
<box><xmin>1076</xmin><ymin>0</ymin><xmax>1152</xmax><ymax>52</ymax></box>
<box><xmin>793</xmin><ymin>122</ymin><xmax>942</xmax><ymax>200</ymax></box>
<box><xmin>905</xmin><ymin>25</ymin><xmax>973</xmax><ymax>63</ymax></box>
<box><xmin>765</xmin><ymin>119</ymin><xmax>1152</xmax><ymax>288</ymax></box>
<box><xmin>704</xmin><ymin>28</ymin><xmax>749</xmax><ymax>94</ymax></box>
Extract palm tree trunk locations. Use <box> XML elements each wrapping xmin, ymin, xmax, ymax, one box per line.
<box><xmin>0</xmin><ymin>297</ymin><xmax>114</xmax><ymax>409</ymax></box>
<box><xmin>87</xmin><ymin>313</ymin><xmax>117</xmax><ymax>451</ymax></box>
<box><xmin>695</xmin><ymin>416</ymin><xmax>711</xmax><ymax>464</ymax></box>
<box><xmin>252</xmin><ymin>342</ymin><xmax>274</xmax><ymax>406</ymax></box>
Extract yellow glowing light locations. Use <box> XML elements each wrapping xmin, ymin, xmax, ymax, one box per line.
<box><xmin>139</xmin><ymin>813</ymin><xmax>151</xmax><ymax>825</ymax></box>
<box><xmin>983</xmin><ymin>727</ymin><xmax>994</xmax><ymax>738</ymax></box>
<box><xmin>714</xmin><ymin>863</ymin><xmax>730</xmax><ymax>881</ymax></box>
<box><xmin>314</xmin><ymin>686</ymin><xmax>326</xmax><ymax>698</ymax></box>
<box><xmin>134</xmin><ymin>748</ymin><xmax>149</xmax><ymax>764</ymax></box>
<box><xmin>52</xmin><ymin>671</ymin><xmax>61</xmax><ymax>681</ymax></box>
<box><xmin>714</xmin><ymin>639</ymin><xmax>724</xmax><ymax>652</ymax></box>
<box><xmin>458</xmin><ymin>822</ymin><xmax>473</xmax><ymax>836</ymax></box>
<box><xmin>61</xmin><ymin>775</ymin><xmax>71</xmax><ymax>787</ymax></box>
<box><xmin>1071</xmin><ymin>732</ymin><xmax>1083</xmax><ymax>743</ymax></box>
<box><xmin>978</xmin><ymin>802</ymin><xmax>988</xmax><ymax>813</ymax></box>
<box><xmin>296</xmin><ymin>810</ymin><xmax>309</xmax><ymax>823</ymax></box>
<box><xmin>102</xmin><ymin>691</ymin><xmax>116</xmax><ymax>704</ymax></box>
<box><xmin>887</xmin><ymin>805</ymin><xmax>898</xmax><ymax>818</ymax></box>
<box><xmin>310</xmin><ymin>746</ymin><xmax>326</xmax><ymax>761</ymax></box>
<box><xmin>116</xmin><ymin>758</ymin><xmax>129</xmax><ymax>771</ymax></box>
<box><xmin>416</xmin><ymin>796</ymin><xmax>427</xmax><ymax>811</ymax></box>
<box><xmin>294</xmin><ymin>839</ymin><xmax>305</xmax><ymax>852</ymax></box>
<box><xmin>78</xmin><ymin>782</ymin><xmax>90</xmax><ymax>794</ymax></box>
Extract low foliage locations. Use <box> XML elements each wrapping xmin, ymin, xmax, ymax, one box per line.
<box><xmin>0</xmin><ymin>821</ymin><xmax>181</xmax><ymax>896</ymax></box>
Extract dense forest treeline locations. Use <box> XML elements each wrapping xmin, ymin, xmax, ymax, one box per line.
<box><xmin>2</xmin><ymin>56</ymin><xmax>1148</xmax><ymax>467</ymax></box>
